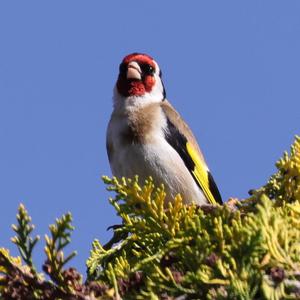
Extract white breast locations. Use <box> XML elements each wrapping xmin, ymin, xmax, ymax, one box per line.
<box><xmin>106</xmin><ymin>110</ymin><xmax>207</xmax><ymax>205</ymax></box>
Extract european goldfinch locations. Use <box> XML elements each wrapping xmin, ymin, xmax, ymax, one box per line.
<box><xmin>106</xmin><ymin>53</ymin><xmax>222</xmax><ymax>205</ymax></box>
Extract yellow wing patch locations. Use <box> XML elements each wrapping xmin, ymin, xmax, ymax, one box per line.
<box><xmin>186</xmin><ymin>142</ymin><xmax>218</xmax><ymax>205</ymax></box>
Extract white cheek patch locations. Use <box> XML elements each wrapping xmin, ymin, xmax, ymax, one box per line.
<box><xmin>153</xmin><ymin>61</ymin><xmax>160</xmax><ymax>76</ymax></box>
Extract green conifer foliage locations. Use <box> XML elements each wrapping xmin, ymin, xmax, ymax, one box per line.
<box><xmin>0</xmin><ymin>136</ymin><xmax>300</xmax><ymax>299</ymax></box>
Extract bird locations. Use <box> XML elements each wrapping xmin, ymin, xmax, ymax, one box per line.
<box><xmin>106</xmin><ymin>53</ymin><xmax>222</xmax><ymax>205</ymax></box>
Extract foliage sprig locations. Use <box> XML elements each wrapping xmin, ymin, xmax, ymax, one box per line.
<box><xmin>44</xmin><ymin>212</ymin><xmax>77</xmax><ymax>289</ymax></box>
<box><xmin>11</xmin><ymin>203</ymin><xmax>40</xmax><ymax>277</ymax></box>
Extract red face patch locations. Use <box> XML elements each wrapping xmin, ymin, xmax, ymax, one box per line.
<box><xmin>116</xmin><ymin>53</ymin><xmax>156</xmax><ymax>97</ymax></box>
<box><xmin>122</xmin><ymin>53</ymin><xmax>156</xmax><ymax>69</ymax></box>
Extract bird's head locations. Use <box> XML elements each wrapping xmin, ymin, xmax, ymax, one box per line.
<box><xmin>114</xmin><ymin>53</ymin><xmax>166</xmax><ymax>109</ymax></box>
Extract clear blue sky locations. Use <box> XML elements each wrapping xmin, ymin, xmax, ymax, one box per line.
<box><xmin>0</xmin><ymin>1</ymin><xmax>299</xmax><ymax>275</ymax></box>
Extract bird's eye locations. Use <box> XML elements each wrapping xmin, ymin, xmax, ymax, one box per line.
<box><xmin>141</xmin><ymin>64</ymin><xmax>154</xmax><ymax>75</ymax></box>
<box><xmin>119</xmin><ymin>63</ymin><xmax>127</xmax><ymax>74</ymax></box>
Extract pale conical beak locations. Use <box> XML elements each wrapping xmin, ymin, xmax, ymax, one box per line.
<box><xmin>127</xmin><ymin>61</ymin><xmax>142</xmax><ymax>80</ymax></box>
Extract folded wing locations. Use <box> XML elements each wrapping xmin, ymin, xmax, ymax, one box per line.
<box><xmin>161</xmin><ymin>100</ymin><xmax>222</xmax><ymax>205</ymax></box>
